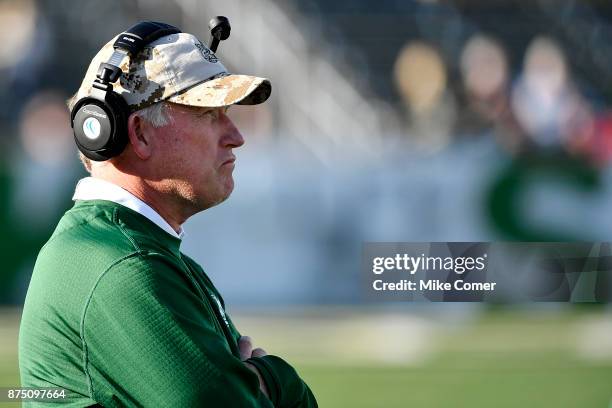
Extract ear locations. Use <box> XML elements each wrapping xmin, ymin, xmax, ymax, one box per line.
<box><xmin>127</xmin><ymin>113</ymin><xmax>153</xmax><ymax>160</ymax></box>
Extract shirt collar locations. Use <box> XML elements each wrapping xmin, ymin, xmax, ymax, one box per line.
<box><xmin>72</xmin><ymin>177</ymin><xmax>184</xmax><ymax>239</ymax></box>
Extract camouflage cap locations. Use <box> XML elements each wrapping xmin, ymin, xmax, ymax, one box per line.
<box><xmin>71</xmin><ymin>32</ymin><xmax>271</xmax><ymax>112</ymax></box>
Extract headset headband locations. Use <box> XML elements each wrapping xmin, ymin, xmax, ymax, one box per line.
<box><xmin>94</xmin><ymin>22</ymin><xmax>182</xmax><ymax>90</ymax></box>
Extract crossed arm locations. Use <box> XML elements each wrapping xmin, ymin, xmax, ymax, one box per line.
<box><xmin>81</xmin><ymin>253</ymin><xmax>316</xmax><ymax>407</ymax></box>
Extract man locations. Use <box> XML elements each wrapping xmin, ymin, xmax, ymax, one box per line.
<box><xmin>19</xmin><ymin>23</ymin><xmax>317</xmax><ymax>407</ymax></box>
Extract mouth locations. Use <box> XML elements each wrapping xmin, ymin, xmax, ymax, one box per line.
<box><xmin>221</xmin><ymin>156</ymin><xmax>236</xmax><ymax>167</ymax></box>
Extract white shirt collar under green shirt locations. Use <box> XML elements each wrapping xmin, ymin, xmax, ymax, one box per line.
<box><xmin>72</xmin><ymin>177</ymin><xmax>184</xmax><ymax>239</ymax></box>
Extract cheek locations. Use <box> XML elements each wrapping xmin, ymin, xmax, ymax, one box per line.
<box><xmin>155</xmin><ymin>128</ymin><xmax>199</xmax><ymax>173</ymax></box>
<box><xmin>155</xmin><ymin>122</ymin><xmax>222</xmax><ymax>182</ymax></box>
<box><xmin>152</xmin><ymin>140</ymin><xmax>185</xmax><ymax>178</ymax></box>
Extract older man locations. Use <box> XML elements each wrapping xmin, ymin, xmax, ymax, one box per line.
<box><xmin>19</xmin><ymin>22</ymin><xmax>317</xmax><ymax>407</ymax></box>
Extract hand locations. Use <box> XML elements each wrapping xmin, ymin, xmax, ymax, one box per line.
<box><xmin>239</xmin><ymin>336</ymin><xmax>269</xmax><ymax>398</ymax></box>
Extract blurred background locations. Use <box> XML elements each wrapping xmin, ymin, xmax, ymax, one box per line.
<box><xmin>1</xmin><ymin>0</ymin><xmax>612</xmax><ymax>406</ymax></box>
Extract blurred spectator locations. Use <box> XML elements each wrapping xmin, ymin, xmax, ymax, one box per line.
<box><xmin>0</xmin><ymin>0</ymin><xmax>52</xmax><ymax>124</ymax></box>
<box><xmin>576</xmin><ymin>113</ymin><xmax>612</xmax><ymax>165</ymax></box>
<box><xmin>511</xmin><ymin>36</ymin><xmax>594</xmax><ymax>154</ymax></box>
<box><xmin>0</xmin><ymin>90</ymin><xmax>81</xmax><ymax>303</ymax></box>
<box><xmin>13</xmin><ymin>90</ymin><xmax>78</xmax><ymax>228</ymax></box>
<box><xmin>393</xmin><ymin>41</ymin><xmax>457</xmax><ymax>152</ymax></box>
<box><xmin>0</xmin><ymin>0</ymin><xmax>37</xmax><ymax>71</ymax></box>
<box><xmin>457</xmin><ymin>34</ymin><xmax>524</xmax><ymax>154</ymax></box>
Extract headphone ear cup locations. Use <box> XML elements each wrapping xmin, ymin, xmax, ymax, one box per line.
<box><xmin>104</xmin><ymin>91</ymin><xmax>129</xmax><ymax>157</ymax></box>
<box><xmin>71</xmin><ymin>92</ymin><xmax>129</xmax><ymax>161</ymax></box>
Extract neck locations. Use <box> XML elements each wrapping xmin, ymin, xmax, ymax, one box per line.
<box><xmin>91</xmin><ymin>170</ymin><xmax>187</xmax><ymax>234</ymax></box>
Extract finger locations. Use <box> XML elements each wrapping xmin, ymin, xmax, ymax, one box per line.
<box><xmin>251</xmin><ymin>347</ymin><xmax>267</xmax><ymax>358</ymax></box>
<box><xmin>244</xmin><ymin>362</ymin><xmax>270</xmax><ymax>398</ymax></box>
<box><xmin>238</xmin><ymin>336</ymin><xmax>253</xmax><ymax>361</ymax></box>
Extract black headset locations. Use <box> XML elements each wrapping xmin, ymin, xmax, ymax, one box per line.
<box><xmin>70</xmin><ymin>21</ymin><xmax>182</xmax><ymax>161</ymax></box>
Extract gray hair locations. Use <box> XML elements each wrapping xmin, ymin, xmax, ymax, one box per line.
<box><xmin>135</xmin><ymin>101</ymin><xmax>173</xmax><ymax>128</ymax></box>
<box><xmin>78</xmin><ymin>101</ymin><xmax>173</xmax><ymax>172</ymax></box>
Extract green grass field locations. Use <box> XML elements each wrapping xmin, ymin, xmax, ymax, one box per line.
<box><xmin>3</xmin><ymin>307</ymin><xmax>612</xmax><ymax>407</ymax></box>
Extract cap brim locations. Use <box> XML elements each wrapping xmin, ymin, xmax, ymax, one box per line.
<box><xmin>167</xmin><ymin>74</ymin><xmax>271</xmax><ymax>108</ymax></box>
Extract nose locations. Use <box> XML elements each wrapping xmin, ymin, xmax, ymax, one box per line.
<box><xmin>221</xmin><ymin>112</ymin><xmax>244</xmax><ymax>148</ymax></box>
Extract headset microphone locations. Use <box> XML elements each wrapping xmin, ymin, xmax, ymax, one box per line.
<box><xmin>208</xmin><ymin>16</ymin><xmax>231</xmax><ymax>52</ymax></box>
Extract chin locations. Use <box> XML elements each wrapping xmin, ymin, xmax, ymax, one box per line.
<box><xmin>221</xmin><ymin>176</ymin><xmax>235</xmax><ymax>198</ymax></box>
<box><xmin>200</xmin><ymin>182</ymin><xmax>234</xmax><ymax>210</ymax></box>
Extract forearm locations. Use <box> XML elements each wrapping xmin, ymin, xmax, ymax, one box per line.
<box><xmin>247</xmin><ymin>355</ymin><xmax>318</xmax><ymax>408</ymax></box>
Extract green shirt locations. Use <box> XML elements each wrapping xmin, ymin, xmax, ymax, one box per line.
<box><xmin>19</xmin><ymin>200</ymin><xmax>317</xmax><ymax>407</ymax></box>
